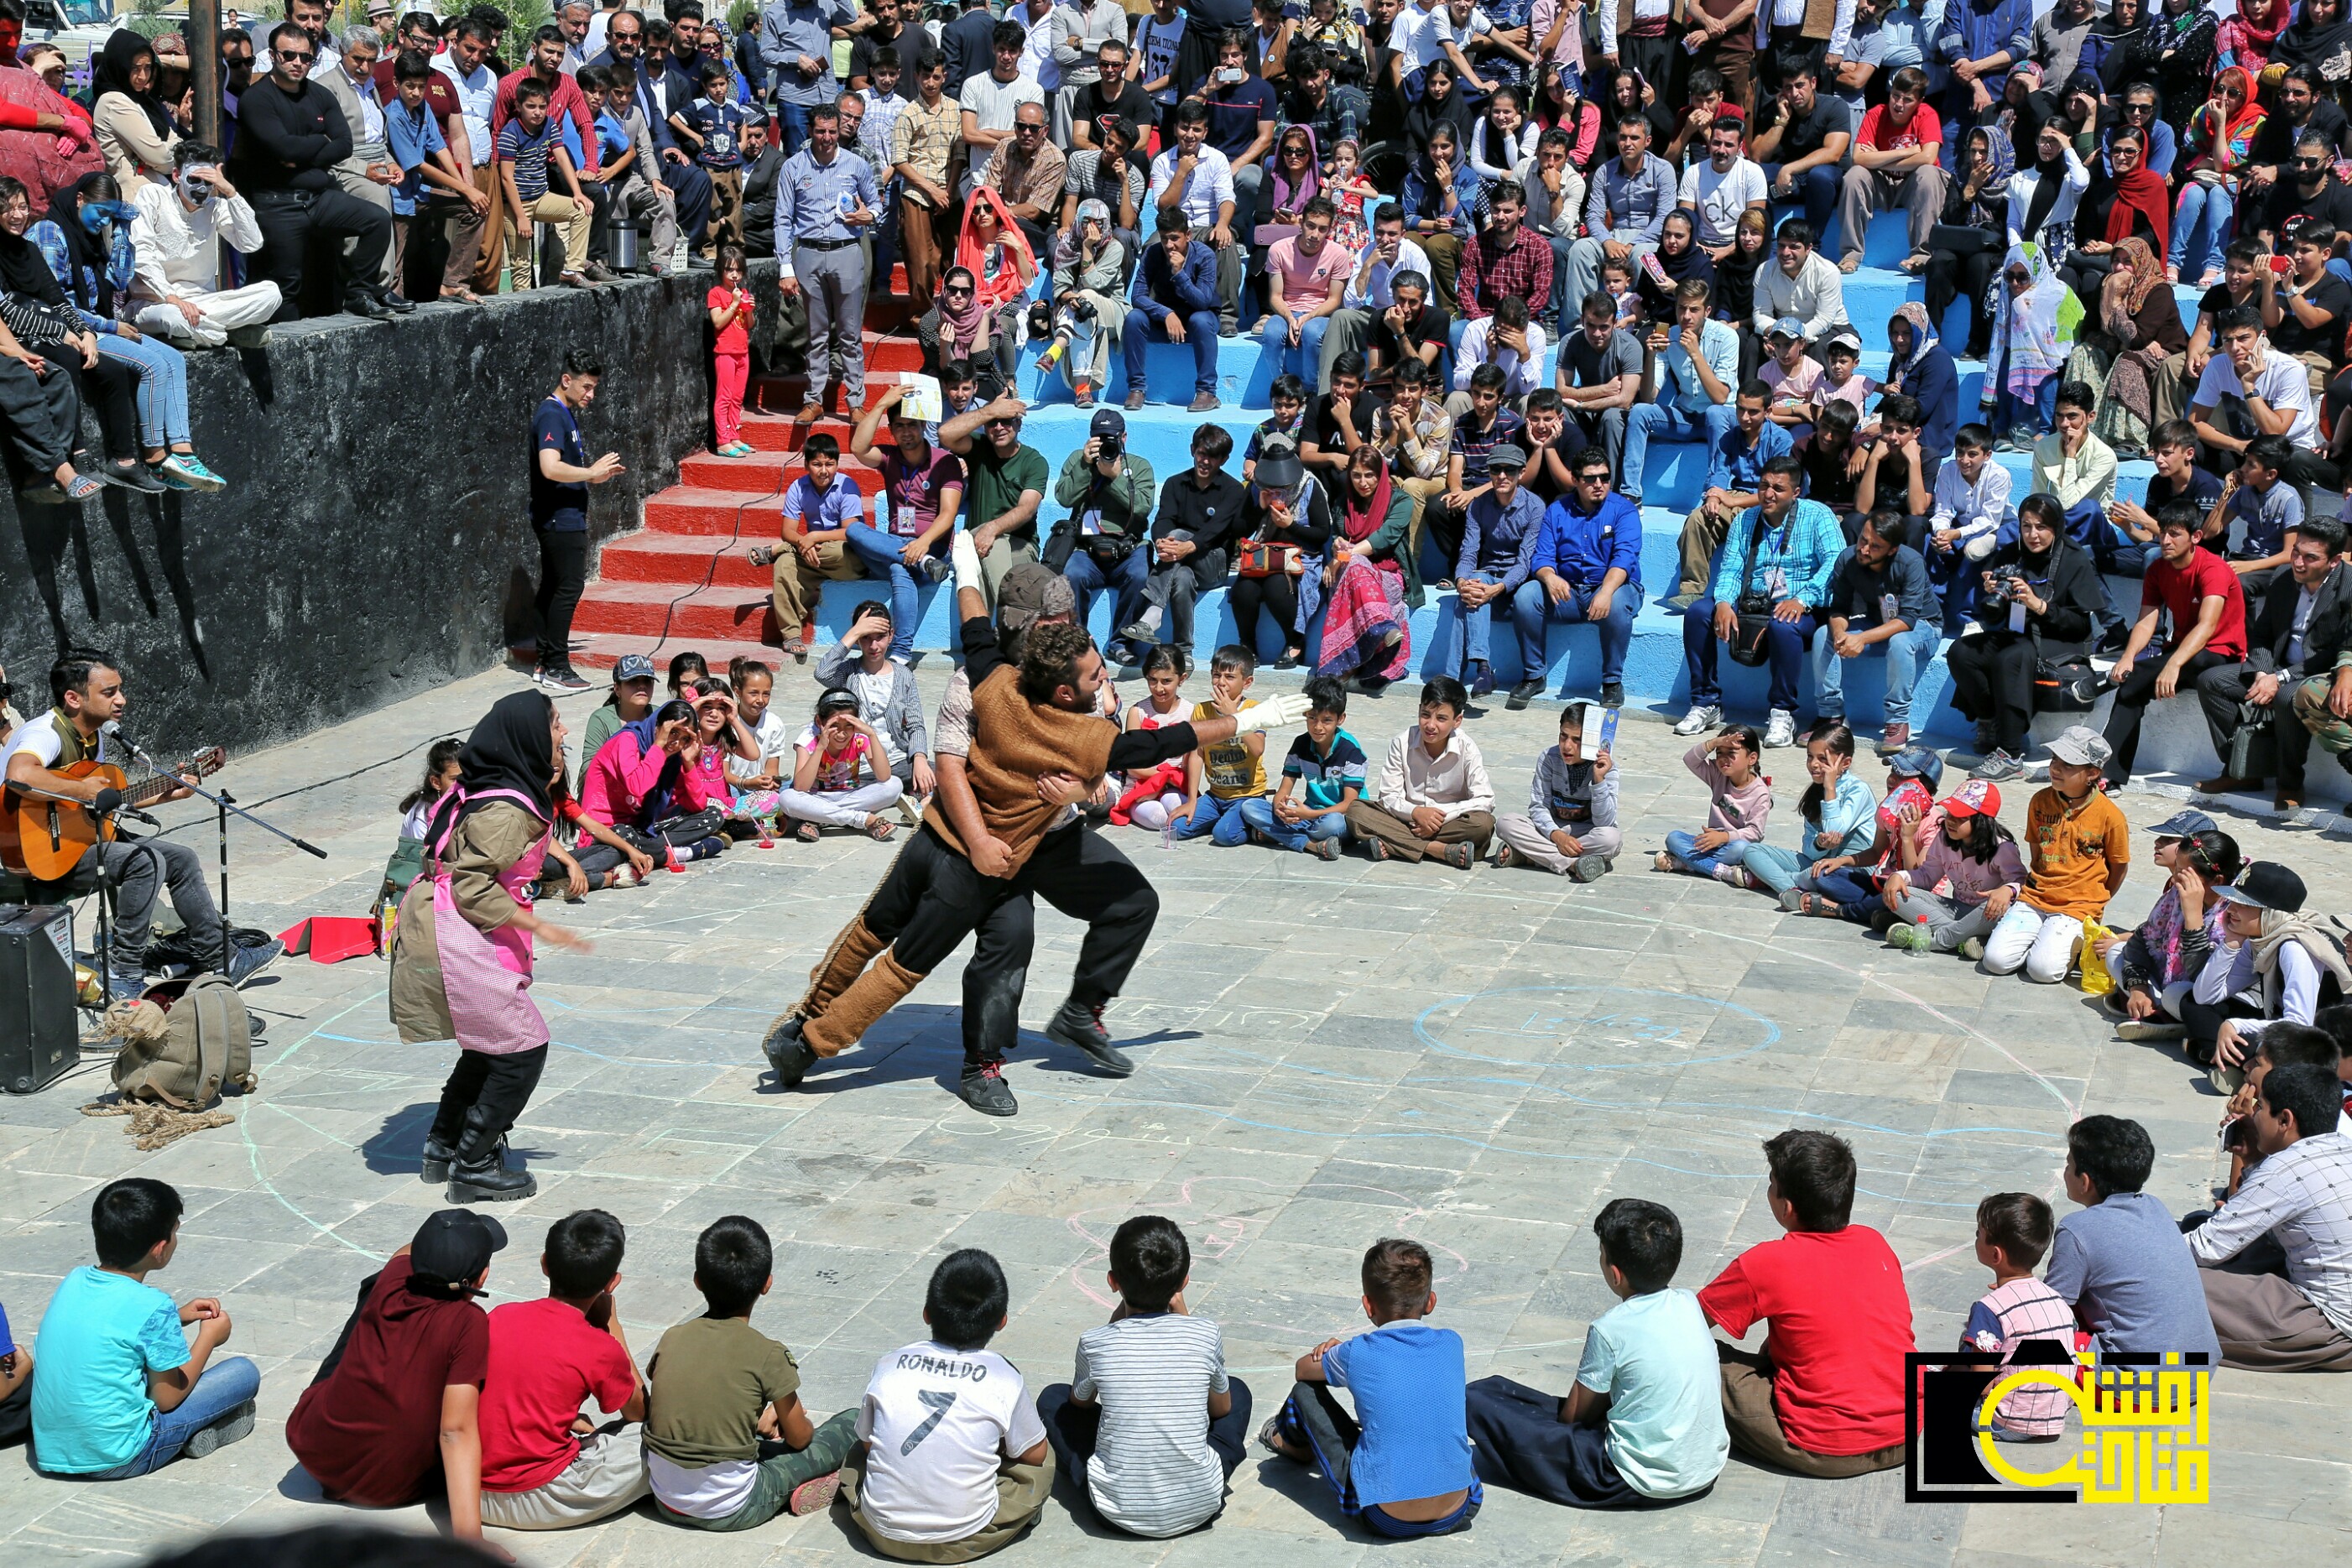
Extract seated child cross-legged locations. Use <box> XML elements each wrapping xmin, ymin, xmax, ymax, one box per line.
<box><xmin>845</xmin><ymin>1249</ymin><xmax>1054</xmax><ymax>1562</ymax></box>
<box><xmin>1981</xmin><ymin>726</ymin><xmax>2130</xmax><ymax>982</ymax></box>
<box><xmin>780</xmin><ymin>687</ymin><xmax>906</xmax><ymax>843</ymax></box>
<box><xmin>1239</xmin><ymin>675</ymin><xmax>1366</xmax><ymax>858</ymax></box>
<box><xmin>1174</xmin><ymin>644</ymin><xmax>1270</xmax><ymax>845</ymax></box>
<box><xmin>1494</xmin><ymin>704</ymin><xmax>1620</xmax><ymax>881</ymax></box>
<box><xmin>1697</xmin><ymin>1131</ymin><xmax>1915</xmax><ymax>1477</ymax></box>
<box><xmin>1465</xmin><ymin>1199</ymin><xmax>1729</xmax><ymax>1508</ymax></box>
<box><xmin>645</xmin><ymin>1216</ymin><xmax>860</xmax><ymax>1530</ymax></box>
<box><xmin>1962</xmin><ymin>1193</ymin><xmax>2078</xmax><ymax>1444</ymax></box>
<box><xmin>1881</xmin><ymin>779</ymin><xmax>2029</xmax><ymax>953</ymax></box>
<box><xmin>1264</xmin><ymin>1237</ymin><xmax>1483</xmax><ymax>1537</ymax></box>
<box><xmin>813</xmin><ymin>604</ymin><xmax>937</xmax><ymax>818</ymax></box>
<box><xmin>31</xmin><ymin>1178</ymin><xmax>259</xmax><ymax>1480</ymax></box>
<box><xmin>1654</xmin><ymin>725</ymin><xmax>1771</xmax><ymax>883</ymax></box>
<box><xmin>1035</xmin><ymin>1215</ymin><xmax>1254</xmax><ymax>1537</ymax></box>
<box><xmin>1344</xmin><ymin>675</ymin><xmax>1496</xmax><ymax>867</ymax></box>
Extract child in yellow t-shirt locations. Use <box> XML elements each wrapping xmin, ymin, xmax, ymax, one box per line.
<box><xmin>1173</xmin><ymin>644</ymin><xmax>1267</xmax><ymax>844</ymax></box>
<box><xmin>1980</xmin><ymin>726</ymin><xmax>2130</xmax><ymax>984</ymax></box>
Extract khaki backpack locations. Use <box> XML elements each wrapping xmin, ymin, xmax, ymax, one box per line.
<box><xmin>108</xmin><ymin>975</ymin><xmax>256</xmax><ymax>1109</ymax></box>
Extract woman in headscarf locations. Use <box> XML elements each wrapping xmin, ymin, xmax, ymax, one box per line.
<box><xmin>1401</xmin><ymin>121</ymin><xmax>1478</xmax><ymax>309</ymax></box>
<box><xmin>1404</xmin><ymin>56</ymin><xmax>1478</xmax><ymax>157</ymax></box>
<box><xmin>2188</xmin><ymin>862</ymin><xmax>2352</xmax><ymax>1082</ymax></box>
<box><xmin>1314</xmin><ymin>444</ymin><xmax>1419</xmax><ymax>689</ymax></box>
<box><xmin>0</xmin><ymin>173</ymin><xmax>154</xmax><ymax>493</ymax></box>
<box><xmin>1981</xmin><ymin>238</ymin><xmax>2083</xmax><ymax>445</ymax></box>
<box><xmin>1946</xmin><ymin>493</ymin><xmax>2105</xmax><ymax>774</ymax></box>
<box><xmin>90</xmin><ymin>30</ymin><xmax>178</xmax><ymax>196</ymax></box>
<box><xmin>1259</xmin><ymin>123</ymin><xmax>1321</xmax><ymax>246</ymax></box>
<box><xmin>2095</xmin><ymin>826</ymin><xmax>2241</xmax><ymax>1044</ymax></box>
<box><xmin>2266</xmin><ymin>0</ymin><xmax>2352</xmax><ymax>86</ymax></box>
<box><xmin>2007</xmin><ymin>118</ymin><xmax>2089</xmax><ymax>255</ymax></box>
<box><xmin>2106</xmin><ymin>0</ymin><xmax>2216</xmax><ymax>140</ymax></box>
<box><xmin>2219</xmin><ymin>0</ymin><xmax>2291</xmax><ymax>75</ymax></box>
<box><xmin>389</xmin><ymin>690</ymin><xmax>590</xmax><ymax>1204</ymax></box>
<box><xmin>7</xmin><ymin>173</ymin><xmax>222</xmax><ymax>490</ymax></box>
<box><xmin>1604</xmin><ymin>65</ymin><xmax>1673</xmax><ymax>148</ymax></box>
<box><xmin>2172</xmin><ymin>65</ymin><xmax>2263</xmax><ymax>286</ymax></box>
<box><xmin>1634</xmin><ymin>209</ymin><xmax>1714</xmax><ymax>323</ymax></box>
<box><xmin>1531</xmin><ymin>60</ymin><xmax>1601</xmax><ymax>172</ymax></box>
<box><xmin>1228</xmin><ymin>435</ymin><xmax>1334</xmax><ymax>670</ymax></box>
<box><xmin>918</xmin><ymin>265</ymin><xmax>1010</xmax><ymax>393</ymax></box>
<box><xmin>2061</xmin><ymin>235</ymin><xmax>2190</xmax><ymax>457</ymax></box>
<box><xmin>2057</xmin><ymin>123</ymin><xmax>2167</xmax><ymax>307</ymax></box>
<box><xmin>1883</xmin><ymin>302</ymin><xmax>1959</xmax><ymax>483</ymax></box>
<box><xmin>1926</xmin><ymin>126</ymin><xmax>2012</xmax><ymax>357</ymax></box>
<box><xmin>920</xmin><ymin>188</ymin><xmax>1034</xmax><ymax>392</ymax></box>
<box><xmin>1047</xmin><ymin>198</ymin><xmax>1125</xmax><ymax>406</ymax></box>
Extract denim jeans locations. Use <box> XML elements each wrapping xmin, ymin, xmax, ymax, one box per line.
<box><xmin>1237</xmin><ymin>793</ymin><xmax>1351</xmax><ymax>850</ymax></box>
<box><xmin>1621</xmin><ymin>401</ymin><xmax>1732</xmax><ymax>503</ymax></box>
<box><xmin>1545</xmin><ymin>232</ymin><xmax>1576</xmax><ymax>333</ymax></box>
<box><xmin>1174</xmin><ymin>792</ymin><xmax>1256</xmax><ymax>843</ymax></box>
<box><xmin>775</xmin><ymin>97</ymin><xmax>815</xmax><ymax>157</ymax></box>
<box><xmin>1726</xmin><ymin>838</ymin><xmax>1804</xmax><ymax>895</ymax></box>
<box><xmin>1452</xmin><ymin>569</ymin><xmax>1511</xmax><ymax>672</ymax></box>
<box><xmin>1664</xmin><ymin>826</ymin><xmax>1738</xmax><ymax>876</ymax></box>
<box><xmin>78</xmin><ymin>1356</ymin><xmax>261</xmax><ymax>1479</ymax></box>
<box><xmin>1813</xmin><ymin>618</ymin><xmax>1944</xmax><ymax>725</ymax></box>
<box><xmin>1124</xmin><ymin>305</ymin><xmax>1220</xmax><ymax>394</ymax></box>
<box><xmin>1259</xmin><ymin>312</ymin><xmax>1335</xmax><ymax>387</ymax></box>
<box><xmin>1510</xmin><ymin>577</ymin><xmax>1637</xmax><ymax>685</ymax></box>
<box><xmin>96</xmin><ymin>331</ymin><xmax>191</xmax><ymax>449</ymax></box>
<box><xmin>1063</xmin><ymin>544</ymin><xmax>1148</xmax><ymax>646</ymax></box>
<box><xmin>1682</xmin><ymin>593</ymin><xmax>1817</xmax><ymax>711</ymax></box>
<box><xmin>842</xmin><ymin>520</ymin><xmax>931</xmax><ymax>661</ymax></box>
<box><xmin>1762</xmin><ymin>160</ymin><xmax>1840</xmax><ymax>238</ymax></box>
<box><xmin>2169</xmin><ymin>181</ymin><xmax>2235</xmax><ymax>277</ymax></box>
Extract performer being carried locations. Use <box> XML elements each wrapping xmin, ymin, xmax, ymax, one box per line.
<box><xmin>761</xmin><ymin>533</ymin><xmax>1310</xmax><ymax>1115</ymax></box>
<box><xmin>389</xmin><ymin>690</ymin><xmax>592</xmax><ymax>1205</ymax></box>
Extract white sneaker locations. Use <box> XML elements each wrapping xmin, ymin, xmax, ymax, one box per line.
<box><xmin>1765</xmin><ymin>708</ymin><xmax>1797</xmax><ymax>748</ymax></box>
<box><xmin>1673</xmin><ymin>704</ymin><xmax>1721</xmax><ymax>737</ymax></box>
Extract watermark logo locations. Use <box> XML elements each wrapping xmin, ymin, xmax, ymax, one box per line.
<box><xmin>1905</xmin><ymin>1348</ymin><xmax>2210</xmax><ymax>1504</ymax></box>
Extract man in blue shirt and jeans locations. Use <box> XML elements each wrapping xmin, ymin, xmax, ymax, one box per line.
<box><xmin>759</xmin><ymin>0</ymin><xmax>855</xmax><ymax>154</ymax></box>
<box><xmin>1677</xmin><ymin>455</ymin><xmax>1844</xmax><ymax>748</ymax></box>
<box><xmin>1124</xmin><ymin>209</ymin><xmax>1225</xmax><ymax>413</ymax></box>
<box><xmin>1619</xmin><ymin>279</ymin><xmax>1739</xmax><ymax>508</ymax></box>
<box><xmin>530</xmin><ymin>349</ymin><xmax>624</xmax><ymax>692</ymax></box>
<box><xmin>1450</xmin><ymin>441</ymin><xmax>1547</xmax><ymax>698</ymax></box>
<box><xmin>1515</xmin><ymin>448</ymin><xmax>1643</xmax><ymax>709</ymax></box>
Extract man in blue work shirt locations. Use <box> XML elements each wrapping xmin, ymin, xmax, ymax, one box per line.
<box><xmin>1515</xmin><ymin>447</ymin><xmax>1643</xmax><ymax>710</ymax></box>
<box><xmin>777</xmin><ymin>101</ymin><xmax>878</xmax><ymax>422</ymax></box>
<box><xmin>1678</xmin><ymin>454</ymin><xmax>1846</xmax><ymax>749</ymax></box>
<box><xmin>759</xmin><ymin>0</ymin><xmax>855</xmax><ymax>154</ymax></box>
<box><xmin>1451</xmin><ymin>440</ymin><xmax>1549</xmax><ymax>698</ymax></box>
<box><xmin>1124</xmin><ymin>207</ymin><xmax>1225</xmax><ymax>413</ymax></box>
<box><xmin>1619</xmin><ymin>279</ymin><xmax>1739</xmax><ymax>508</ymax></box>
<box><xmin>1669</xmin><ymin>379</ymin><xmax>1793</xmax><ymax>610</ymax></box>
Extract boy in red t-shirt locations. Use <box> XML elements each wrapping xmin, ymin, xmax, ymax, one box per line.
<box><xmin>1696</xmin><ymin>1130</ymin><xmax>1916</xmax><ymax>1477</ymax></box>
<box><xmin>2099</xmin><ymin>503</ymin><xmax>2249</xmax><ymax>787</ymax></box>
<box><xmin>477</xmin><ymin>1209</ymin><xmax>649</xmax><ymax>1529</ymax></box>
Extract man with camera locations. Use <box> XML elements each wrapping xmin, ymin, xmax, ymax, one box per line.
<box><xmin>1046</xmin><ymin>409</ymin><xmax>1157</xmax><ymax>669</ymax></box>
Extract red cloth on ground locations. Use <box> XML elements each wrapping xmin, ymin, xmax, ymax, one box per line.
<box><xmin>1697</xmin><ymin>1225</ymin><xmax>1916</xmax><ymax>1456</ymax></box>
<box><xmin>477</xmin><ymin>1297</ymin><xmax>639</xmax><ymax>1494</ymax></box>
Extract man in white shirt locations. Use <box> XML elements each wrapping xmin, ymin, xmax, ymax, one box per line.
<box><xmin>435</xmin><ymin>15</ymin><xmax>502</xmax><ymax>284</ymax></box>
<box><xmin>1145</xmin><ymin>101</ymin><xmax>1240</xmax><ymax>334</ymax></box>
<box><xmin>1344</xmin><ymin>675</ymin><xmax>1497</xmax><ymax>866</ymax></box>
<box><xmin>2192</xmin><ymin>305</ymin><xmax>2334</xmax><ymax>488</ymax></box>
<box><xmin>959</xmin><ymin>19</ymin><xmax>1045</xmax><ymax>195</ymax></box>
<box><xmin>127</xmin><ymin>142</ymin><xmax>283</xmax><ymax>346</ymax></box>
<box><xmin>1450</xmin><ymin>294</ymin><xmax>1548</xmax><ymax>411</ymax></box>
<box><xmin>1678</xmin><ymin>117</ymin><xmax>1768</xmax><ymax>258</ymax></box>
<box><xmin>2190</xmin><ymin>1061</ymin><xmax>2352</xmax><ymax>1372</ymax></box>
<box><xmin>1320</xmin><ymin>202</ymin><xmax>1431</xmax><ymax>386</ymax></box>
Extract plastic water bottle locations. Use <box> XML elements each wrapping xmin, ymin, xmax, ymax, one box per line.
<box><xmin>1161</xmin><ymin>812</ymin><xmax>1176</xmax><ymax>854</ymax></box>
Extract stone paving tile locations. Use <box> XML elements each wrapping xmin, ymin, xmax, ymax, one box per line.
<box><xmin>2</xmin><ymin>663</ymin><xmax>2347</xmax><ymax>1565</ymax></box>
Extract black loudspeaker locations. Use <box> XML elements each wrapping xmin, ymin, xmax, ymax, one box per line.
<box><xmin>0</xmin><ymin>904</ymin><xmax>78</xmax><ymax>1095</ymax></box>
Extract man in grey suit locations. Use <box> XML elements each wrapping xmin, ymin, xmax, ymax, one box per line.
<box><xmin>316</xmin><ymin>26</ymin><xmax>399</xmax><ymax>294</ymax></box>
<box><xmin>2197</xmin><ymin>513</ymin><xmax>2352</xmax><ymax>811</ymax></box>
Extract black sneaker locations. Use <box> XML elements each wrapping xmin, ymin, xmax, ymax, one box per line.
<box><xmin>1506</xmin><ymin>678</ymin><xmax>1544</xmax><ymax>709</ymax></box>
<box><xmin>1600</xmin><ymin>681</ymin><xmax>1624</xmax><ymax>709</ymax></box>
<box><xmin>99</xmin><ymin>460</ymin><xmax>167</xmax><ymax>494</ymax></box>
<box><xmin>763</xmin><ymin>1015</ymin><xmax>820</xmax><ymax>1087</ymax></box>
<box><xmin>957</xmin><ymin>1060</ymin><xmax>1019</xmax><ymax>1117</ymax></box>
<box><xmin>225</xmin><ymin>935</ymin><xmax>283</xmax><ymax>986</ymax></box>
<box><xmin>535</xmin><ymin>664</ymin><xmax>592</xmax><ymax>693</ymax></box>
<box><xmin>1044</xmin><ymin>999</ymin><xmax>1135</xmax><ymax>1076</ymax></box>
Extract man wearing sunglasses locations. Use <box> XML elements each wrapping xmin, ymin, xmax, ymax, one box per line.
<box><xmin>588</xmin><ymin>10</ymin><xmax>713</xmax><ymax>259</ymax></box>
<box><xmin>2256</xmin><ymin>130</ymin><xmax>2352</xmax><ymax>261</ymax></box>
<box><xmin>229</xmin><ymin>22</ymin><xmax>407</xmax><ymax>320</ymax></box>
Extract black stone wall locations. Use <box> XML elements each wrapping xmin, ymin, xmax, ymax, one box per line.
<box><xmin>0</xmin><ymin>261</ymin><xmax>784</xmax><ymax>759</ymax></box>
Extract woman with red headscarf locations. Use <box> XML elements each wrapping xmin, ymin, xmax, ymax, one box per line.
<box><xmin>2171</xmin><ymin>66</ymin><xmax>2264</xmax><ymax>286</ymax></box>
<box><xmin>2058</xmin><ymin>123</ymin><xmax>2169</xmax><ymax>309</ymax></box>
<box><xmin>1313</xmin><ymin>445</ymin><xmax>1419</xmax><ymax>690</ymax></box>
<box><xmin>0</xmin><ymin>10</ymin><xmax>96</xmax><ymax>210</ymax></box>
<box><xmin>915</xmin><ymin>186</ymin><xmax>1035</xmax><ymax>393</ymax></box>
<box><xmin>2219</xmin><ymin>0</ymin><xmax>2292</xmax><ymax>76</ymax></box>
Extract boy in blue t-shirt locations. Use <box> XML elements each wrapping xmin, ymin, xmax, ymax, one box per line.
<box><xmin>384</xmin><ymin>49</ymin><xmax>485</xmax><ymax>303</ymax></box>
<box><xmin>30</xmin><ymin>1177</ymin><xmax>259</xmax><ymax>1478</ymax></box>
<box><xmin>673</xmin><ymin>61</ymin><xmax>752</xmax><ymax>254</ymax></box>
<box><xmin>1265</xmin><ymin>1237</ymin><xmax>1481</xmax><ymax>1536</ymax></box>
<box><xmin>1239</xmin><ymin>675</ymin><xmax>1365</xmax><ymax>858</ymax></box>
<box><xmin>1465</xmin><ymin>1200</ymin><xmax>1729</xmax><ymax>1507</ymax></box>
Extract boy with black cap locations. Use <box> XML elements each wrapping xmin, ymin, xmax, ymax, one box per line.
<box><xmin>286</xmin><ymin>1211</ymin><xmax>504</xmax><ymax>1552</ymax></box>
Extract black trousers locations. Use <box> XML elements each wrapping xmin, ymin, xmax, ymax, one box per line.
<box><xmin>66</xmin><ymin>353</ymin><xmax>139</xmax><ymax>461</ymax></box>
<box><xmin>2197</xmin><ymin>662</ymin><xmax>2313</xmax><ymax>784</ymax></box>
<box><xmin>1230</xmin><ymin>572</ymin><xmax>1301</xmax><ymax>654</ymax></box>
<box><xmin>2101</xmin><ymin>646</ymin><xmax>2235</xmax><ymax>784</ymax></box>
<box><xmin>1036</xmin><ymin>1378</ymin><xmax>1253</xmax><ymax>1528</ymax></box>
<box><xmin>1463</xmin><ymin>1376</ymin><xmax>1685</xmax><ymax>1509</ymax></box>
<box><xmin>0</xmin><ymin>353</ymin><xmax>77</xmax><ymax>482</ymax></box>
<box><xmin>2180</xmin><ymin>992</ymin><xmax>2264</xmax><ymax>1055</ymax></box>
<box><xmin>1924</xmin><ymin>245</ymin><xmax>1998</xmax><ymax>352</ymax></box>
<box><xmin>425</xmin><ymin>1040</ymin><xmax>548</xmax><ymax>1148</ymax></box>
<box><xmin>535</xmin><ymin>528</ymin><xmax>589</xmax><ymax>670</ymax></box>
<box><xmin>248</xmin><ymin>185</ymin><xmax>394</xmax><ymax>320</ymax></box>
<box><xmin>1944</xmin><ymin>630</ymin><xmax>2046</xmax><ymax>754</ymax></box>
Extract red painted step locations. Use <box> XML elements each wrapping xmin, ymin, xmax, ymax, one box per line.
<box><xmin>596</xmin><ymin>529</ymin><xmax>774</xmax><ymax>588</ymax></box>
<box><xmin>678</xmin><ymin>446</ymin><xmax>875</xmax><ymax>490</ymax></box>
<box><xmin>641</xmin><ymin>485</ymin><xmax>878</xmax><ymax>536</ymax></box>
<box><xmin>571</xmin><ymin>582</ymin><xmax>780</xmax><ymax>643</ymax></box>
<box><xmin>571</xmin><ymin>630</ymin><xmax>795</xmax><ymax>673</ymax></box>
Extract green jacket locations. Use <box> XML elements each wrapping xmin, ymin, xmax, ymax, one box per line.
<box><xmin>1050</xmin><ymin>449</ymin><xmax>1158</xmax><ymax>546</ymax></box>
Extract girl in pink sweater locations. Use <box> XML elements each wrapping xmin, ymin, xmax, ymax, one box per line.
<box><xmin>1656</xmin><ymin>727</ymin><xmax>1772</xmax><ymax>885</ymax></box>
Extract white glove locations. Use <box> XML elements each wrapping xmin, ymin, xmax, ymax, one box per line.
<box><xmin>1229</xmin><ymin>692</ymin><xmax>1314</xmax><ymax>733</ymax></box>
<box><xmin>951</xmin><ymin>529</ymin><xmax>984</xmax><ymax>594</ymax></box>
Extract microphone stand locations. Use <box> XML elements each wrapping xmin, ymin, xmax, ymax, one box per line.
<box><xmin>113</xmin><ymin>732</ymin><xmax>328</xmax><ymax>984</ymax></box>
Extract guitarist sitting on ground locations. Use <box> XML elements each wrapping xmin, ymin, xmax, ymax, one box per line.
<box><xmin>3</xmin><ymin>650</ymin><xmax>276</xmax><ymax>1000</ymax></box>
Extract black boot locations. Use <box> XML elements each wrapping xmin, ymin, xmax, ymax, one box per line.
<box><xmin>762</xmin><ymin>1014</ymin><xmax>820</xmax><ymax>1088</ymax></box>
<box><xmin>420</xmin><ymin>1132</ymin><xmax>456</xmax><ymax>1185</ymax></box>
<box><xmin>957</xmin><ymin>1059</ymin><xmax>1019</xmax><ymax>1117</ymax></box>
<box><xmin>1044</xmin><ymin>998</ymin><xmax>1134</xmax><ymax>1076</ymax></box>
<box><xmin>446</xmin><ymin>1107</ymin><xmax>536</xmax><ymax>1203</ymax></box>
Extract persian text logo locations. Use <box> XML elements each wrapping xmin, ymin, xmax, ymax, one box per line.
<box><xmin>1904</xmin><ymin>1349</ymin><xmax>2210</xmax><ymax>1504</ymax></box>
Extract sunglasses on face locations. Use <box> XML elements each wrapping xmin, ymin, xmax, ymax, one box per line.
<box><xmin>945</xmin><ymin>284</ymin><xmax>974</xmax><ymax>295</ymax></box>
<box><xmin>280</xmin><ymin>49</ymin><xmax>316</xmax><ymax>61</ymax></box>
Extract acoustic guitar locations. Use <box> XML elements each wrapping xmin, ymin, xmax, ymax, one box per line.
<box><xmin>1</xmin><ymin>747</ymin><xmax>227</xmax><ymax>882</ymax></box>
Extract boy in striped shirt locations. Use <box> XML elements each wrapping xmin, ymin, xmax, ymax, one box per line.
<box><xmin>1962</xmin><ymin>1193</ymin><xmax>2078</xmax><ymax>1442</ymax></box>
<box><xmin>1037</xmin><ymin>1216</ymin><xmax>1250</xmax><ymax>1536</ymax></box>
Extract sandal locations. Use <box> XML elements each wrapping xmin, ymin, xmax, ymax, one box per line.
<box><xmin>865</xmin><ymin>815</ymin><xmax>895</xmax><ymax>841</ymax></box>
<box><xmin>439</xmin><ymin>286</ymin><xmax>481</xmax><ymax>304</ymax></box>
<box><xmin>1653</xmin><ymin>851</ymin><xmax>1675</xmax><ymax>873</ymax></box>
<box><xmin>794</xmin><ymin>820</ymin><xmax>820</xmax><ymax>843</ymax></box>
<box><xmin>1259</xmin><ymin>1414</ymin><xmax>1307</xmax><ymax>1461</ymax></box>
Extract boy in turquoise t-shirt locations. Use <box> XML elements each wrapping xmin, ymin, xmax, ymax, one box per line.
<box><xmin>31</xmin><ymin>1177</ymin><xmax>258</xmax><ymax>1477</ymax></box>
<box><xmin>1239</xmin><ymin>675</ymin><xmax>1365</xmax><ymax>858</ymax></box>
<box><xmin>1464</xmin><ymin>1199</ymin><xmax>1729</xmax><ymax>1507</ymax></box>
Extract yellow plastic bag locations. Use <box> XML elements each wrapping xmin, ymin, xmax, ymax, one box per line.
<box><xmin>2078</xmin><ymin>922</ymin><xmax>2116</xmax><ymax>995</ymax></box>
